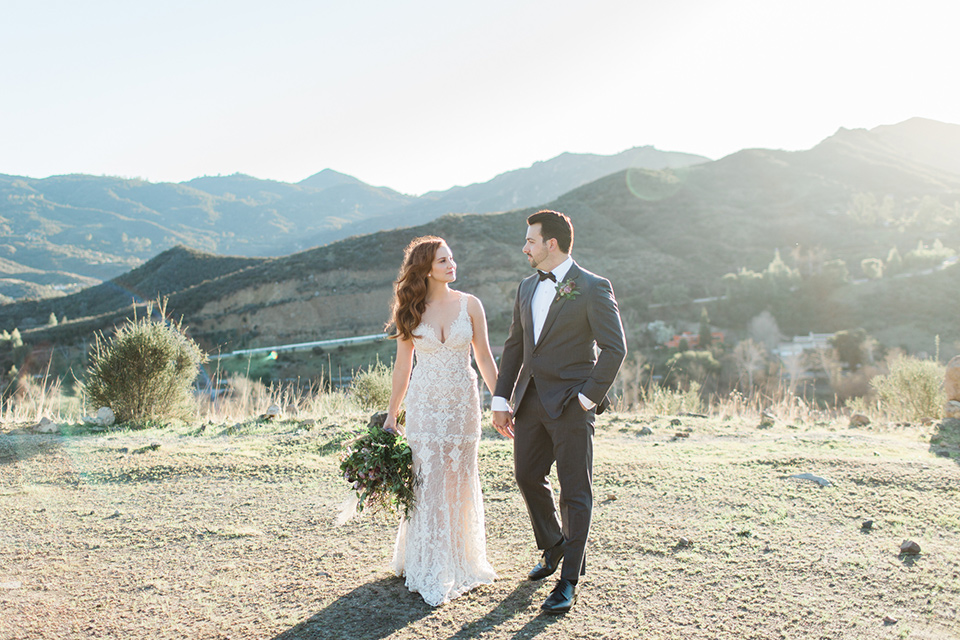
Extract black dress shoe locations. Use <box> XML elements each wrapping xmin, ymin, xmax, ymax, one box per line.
<box><xmin>528</xmin><ymin>540</ymin><xmax>564</xmax><ymax>580</ymax></box>
<box><xmin>541</xmin><ymin>578</ymin><xmax>578</xmax><ymax>614</ymax></box>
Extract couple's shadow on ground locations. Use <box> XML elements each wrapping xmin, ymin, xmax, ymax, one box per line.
<box><xmin>272</xmin><ymin>577</ymin><xmax>560</xmax><ymax>639</ymax></box>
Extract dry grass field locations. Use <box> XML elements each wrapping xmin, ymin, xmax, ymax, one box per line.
<box><xmin>2</xmin><ymin>412</ymin><xmax>959</xmax><ymax>640</ymax></box>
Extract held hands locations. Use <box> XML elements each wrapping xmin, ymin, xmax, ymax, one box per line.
<box><xmin>491</xmin><ymin>409</ymin><xmax>514</xmax><ymax>439</ymax></box>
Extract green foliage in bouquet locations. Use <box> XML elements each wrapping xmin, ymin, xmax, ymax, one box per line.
<box><xmin>340</xmin><ymin>414</ymin><xmax>416</xmax><ymax>517</ymax></box>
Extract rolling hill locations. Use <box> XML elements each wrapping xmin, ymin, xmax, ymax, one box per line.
<box><xmin>0</xmin><ymin>146</ymin><xmax>707</xmax><ymax>304</ymax></box>
<box><xmin>4</xmin><ymin>118</ymin><xmax>960</xmax><ymax>380</ymax></box>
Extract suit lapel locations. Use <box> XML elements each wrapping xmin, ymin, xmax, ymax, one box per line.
<box><xmin>521</xmin><ymin>275</ymin><xmax>537</xmax><ymax>343</ymax></box>
<box><xmin>535</xmin><ymin>262</ymin><xmax>581</xmax><ymax>352</ymax></box>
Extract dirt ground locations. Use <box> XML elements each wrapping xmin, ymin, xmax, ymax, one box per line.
<box><xmin>2</xmin><ymin>414</ymin><xmax>959</xmax><ymax>640</ymax></box>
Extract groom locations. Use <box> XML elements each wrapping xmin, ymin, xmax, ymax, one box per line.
<box><xmin>492</xmin><ymin>210</ymin><xmax>626</xmax><ymax>614</ymax></box>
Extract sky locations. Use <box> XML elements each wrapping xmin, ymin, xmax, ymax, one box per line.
<box><xmin>2</xmin><ymin>0</ymin><xmax>958</xmax><ymax>196</ymax></box>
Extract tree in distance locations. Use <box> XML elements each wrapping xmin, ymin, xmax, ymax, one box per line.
<box><xmin>698</xmin><ymin>307</ymin><xmax>713</xmax><ymax>350</ymax></box>
<box><xmin>861</xmin><ymin>258</ymin><xmax>883</xmax><ymax>280</ymax></box>
<box><xmin>82</xmin><ymin>298</ymin><xmax>207</xmax><ymax>425</ymax></box>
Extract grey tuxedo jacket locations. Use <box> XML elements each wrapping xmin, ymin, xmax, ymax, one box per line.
<box><xmin>494</xmin><ymin>261</ymin><xmax>627</xmax><ymax>420</ymax></box>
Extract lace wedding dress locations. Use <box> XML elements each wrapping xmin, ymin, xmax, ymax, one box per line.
<box><xmin>392</xmin><ymin>293</ymin><xmax>497</xmax><ymax>606</ymax></box>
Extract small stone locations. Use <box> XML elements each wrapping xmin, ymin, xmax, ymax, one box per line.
<box><xmin>32</xmin><ymin>417</ymin><xmax>59</xmax><ymax>434</ymax></box>
<box><xmin>944</xmin><ymin>400</ymin><xmax>960</xmax><ymax>420</ymax></box>
<box><xmin>899</xmin><ymin>539</ymin><xmax>921</xmax><ymax>555</ymax></box>
<box><xmin>861</xmin><ymin>520</ymin><xmax>873</xmax><ymax>530</ymax></box>
<box><xmin>678</xmin><ymin>537</ymin><xmax>692</xmax><ymax>548</ymax></box>
<box><xmin>262</xmin><ymin>404</ymin><xmax>282</xmax><ymax>420</ymax></box>
<box><xmin>96</xmin><ymin>407</ymin><xmax>115</xmax><ymax>427</ymax></box>
<box><xmin>605</xmin><ymin>494</ymin><xmax>617</xmax><ymax>501</ymax></box>
<box><xmin>106</xmin><ymin>510</ymin><xmax>121</xmax><ymax>519</ymax></box>
<box><xmin>674</xmin><ymin>432</ymin><xmax>689</xmax><ymax>439</ymax></box>
<box><xmin>849</xmin><ymin>414</ymin><xmax>870</xmax><ymax>427</ymax></box>
<box><xmin>788</xmin><ymin>473</ymin><xmax>833</xmax><ymax>487</ymax></box>
<box><xmin>883</xmin><ymin>615</ymin><xmax>898</xmax><ymax>625</ymax></box>
<box><xmin>639</xmin><ymin>426</ymin><xmax>653</xmax><ymax>436</ymax></box>
<box><xmin>670</xmin><ymin>418</ymin><xmax>682</xmax><ymax>426</ymax></box>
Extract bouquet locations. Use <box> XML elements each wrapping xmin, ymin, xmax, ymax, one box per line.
<box><xmin>339</xmin><ymin>412</ymin><xmax>417</xmax><ymax>519</ymax></box>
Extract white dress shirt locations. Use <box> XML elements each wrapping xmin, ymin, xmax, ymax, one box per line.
<box><xmin>493</xmin><ymin>257</ymin><xmax>595</xmax><ymax>412</ymax></box>
<box><xmin>531</xmin><ymin>257</ymin><xmax>573</xmax><ymax>344</ymax></box>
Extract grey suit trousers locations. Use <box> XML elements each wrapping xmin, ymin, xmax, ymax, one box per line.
<box><xmin>513</xmin><ymin>379</ymin><xmax>593</xmax><ymax>580</ymax></box>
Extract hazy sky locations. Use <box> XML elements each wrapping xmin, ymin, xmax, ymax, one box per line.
<box><xmin>2</xmin><ymin>0</ymin><xmax>957</xmax><ymax>195</ymax></box>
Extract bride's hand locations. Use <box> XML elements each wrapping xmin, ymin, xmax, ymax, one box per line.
<box><xmin>383</xmin><ymin>414</ymin><xmax>401</xmax><ymax>435</ymax></box>
<box><xmin>492</xmin><ymin>410</ymin><xmax>514</xmax><ymax>439</ymax></box>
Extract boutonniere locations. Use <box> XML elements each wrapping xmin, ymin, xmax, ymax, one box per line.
<box><xmin>554</xmin><ymin>278</ymin><xmax>580</xmax><ymax>302</ymax></box>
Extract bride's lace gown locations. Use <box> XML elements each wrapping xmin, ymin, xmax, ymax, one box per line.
<box><xmin>392</xmin><ymin>293</ymin><xmax>497</xmax><ymax>606</ymax></box>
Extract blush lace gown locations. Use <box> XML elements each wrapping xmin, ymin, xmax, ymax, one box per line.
<box><xmin>392</xmin><ymin>294</ymin><xmax>497</xmax><ymax>606</ymax></box>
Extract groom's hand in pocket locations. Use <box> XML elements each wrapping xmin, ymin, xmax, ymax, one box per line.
<box><xmin>492</xmin><ymin>410</ymin><xmax>514</xmax><ymax>439</ymax></box>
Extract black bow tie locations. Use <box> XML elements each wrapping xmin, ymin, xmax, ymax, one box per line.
<box><xmin>537</xmin><ymin>270</ymin><xmax>556</xmax><ymax>282</ymax></box>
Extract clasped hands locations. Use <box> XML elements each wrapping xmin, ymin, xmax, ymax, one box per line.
<box><xmin>491</xmin><ymin>409</ymin><xmax>514</xmax><ymax>439</ymax></box>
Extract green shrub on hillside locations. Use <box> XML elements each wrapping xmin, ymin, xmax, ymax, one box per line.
<box><xmin>861</xmin><ymin>258</ymin><xmax>883</xmax><ymax>280</ymax></box>
<box><xmin>870</xmin><ymin>355</ymin><xmax>945</xmax><ymax>421</ymax></box>
<box><xmin>82</xmin><ymin>300</ymin><xmax>207</xmax><ymax>424</ymax></box>
<box><xmin>350</xmin><ymin>359</ymin><xmax>392</xmax><ymax>410</ymax></box>
<box><xmin>905</xmin><ymin>239</ymin><xmax>955</xmax><ymax>270</ymax></box>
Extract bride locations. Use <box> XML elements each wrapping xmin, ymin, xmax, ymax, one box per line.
<box><xmin>383</xmin><ymin>235</ymin><xmax>499</xmax><ymax>606</ymax></box>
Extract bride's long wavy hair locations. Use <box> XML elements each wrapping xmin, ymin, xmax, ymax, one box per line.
<box><xmin>387</xmin><ymin>236</ymin><xmax>446</xmax><ymax>341</ymax></box>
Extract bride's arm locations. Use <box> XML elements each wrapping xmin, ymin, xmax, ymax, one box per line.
<box><xmin>384</xmin><ymin>337</ymin><xmax>414</xmax><ymax>434</ymax></box>
<box><xmin>467</xmin><ymin>295</ymin><xmax>499</xmax><ymax>396</ymax></box>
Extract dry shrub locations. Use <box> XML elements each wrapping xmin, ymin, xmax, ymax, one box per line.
<box><xmin>715</xmin><ymin>382</ymin><xmax>824</xmax><ymax>424</ymax></box>
<box><xmin>1</xmin><ymin>365</ymin><xmax>81</xmax><ymax>423</ymax></box>
<box><xmin>640</xmin><ymin>381</ymin><xmax>703</xmax><ymax>416</ymax></box>
<box><xmin>831</xmin><ymin>365</ymin><xmax>882</xmax><ymax>403</ymax></box>
<box><xmin>871</xmin><ymin>355</ymin><xmax>946</xmax><ymax>422</ymax></box>
<box><xmin>82</xmin><ymin>300</ymin><xmax>206</xmax><ymax>425</ymax></box>
<box><xmin>349</xmin><ymin>359</ymin><xmax>392</xmax><ymax>410</ymax></box>
<box><xmin>197</xmin><ymin>374</ymin><xmax>362</xmax><ymax>424</ymax></box>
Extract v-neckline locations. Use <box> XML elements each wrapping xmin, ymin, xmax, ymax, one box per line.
<box><xmin>422</xmin><ymin>293</ymin><xmax>464</xmax><ymax>345</ymax></box>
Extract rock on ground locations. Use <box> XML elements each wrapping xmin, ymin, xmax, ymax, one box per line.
<box><xmin>849</xmin><ymin>414</ymin><xmax>870</xmax><ymax>427</ymax></box>
<box><xmin>946</xmin><ymin>355</ymin><xmax>960</xmax><ymax>402</ymax></box>
<box><xmin>945</xmin><ymin>401</ymin><xmax>960</xmax><ymax>420</ymax></box>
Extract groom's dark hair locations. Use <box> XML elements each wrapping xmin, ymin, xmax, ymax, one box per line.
<box><xmin>527</xmin><ymin>210</ymin><xmax>574</xmax><ymax>254</ymax></box>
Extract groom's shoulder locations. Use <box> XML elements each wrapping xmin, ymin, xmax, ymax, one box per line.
<box><xmin>573</xmin><ymin>263</ymin><xmax>611</xmax><ymax>286</ymax></box>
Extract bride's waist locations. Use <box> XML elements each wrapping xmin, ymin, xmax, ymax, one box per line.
<box><xmin>412</xmin><ymin>358</ymin><xmax>476</xmax><ymax>372</ymax></box>
<box><xmin>409</xmin><ymin>367</ymin><xmax>477</xmax><ymax>385</ymax></box>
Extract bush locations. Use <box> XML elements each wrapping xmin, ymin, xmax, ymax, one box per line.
<box><xmin>82</xmin><ymin>299</ymin><xmax>207</xmax><ymax>424</ymax></box>
<box><xmin>870</xmin><ymin>355</ymin><xmax>945</xmax><ymax>421</ymax></box>
<box><xmin>350</xmin><ymin>359</ymin><xmax>392</xmax><ymax>409</ymax></box>
<box><xmin>641</xmin><ymin>380</ymin><xmax>704</xmax><ymax>415</ymax></box>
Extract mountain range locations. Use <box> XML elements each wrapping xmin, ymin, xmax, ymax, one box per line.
<box><xmin>0</xmin><ymin>146</ymin><xmax>706</xmax><ymax>302</ymax></box>
<box><xmin>4</xmin><ymin>118</ymin><xmax>960</xmax><ymax>371</ymax></box>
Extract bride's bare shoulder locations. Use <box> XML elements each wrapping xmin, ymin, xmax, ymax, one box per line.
<box><xmin>461</xmin><ymin>293</ymin><xmax>487</xmax><ymax>313</ymax></box>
